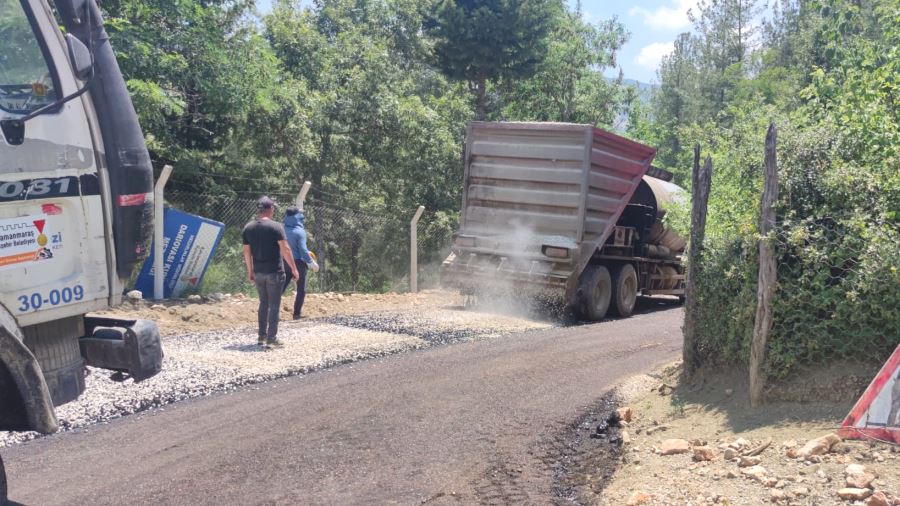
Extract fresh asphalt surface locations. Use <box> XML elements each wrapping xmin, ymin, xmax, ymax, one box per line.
<box><xmin>5</xmin><ymin>307</ymin><xmax>682</xmax><ymax>505</ymax></box>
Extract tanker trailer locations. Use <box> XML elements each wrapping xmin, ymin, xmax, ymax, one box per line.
<box><xmin>440</xmin><ymin>121</ymin><xmax>686</xmax><ymax>320</ymax></box>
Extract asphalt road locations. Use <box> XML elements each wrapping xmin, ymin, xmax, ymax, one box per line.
<box><xmin>4</xmin><ymin>307</ymin><xmax>682</xmax><ymax>505</ymax></box>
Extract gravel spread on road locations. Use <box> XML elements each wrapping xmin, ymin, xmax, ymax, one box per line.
<box><xmin>325</xmin><ymin>308</ymin><xmax>552</xmax><ymax>344</ymax></box>
<box><xmin>1</xmin><ymin>307</ymin><xmax>553</xmax><ymax>447</ymax></box>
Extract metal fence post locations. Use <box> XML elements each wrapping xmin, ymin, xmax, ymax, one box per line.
<box><xmin>410</xmin><ymin>205</ymin><xmax>425</xmax><ymax>293</ymax></box>
<box><xmin>153</xmin><ymin>165</ymin><xmax>173</xmax><ymax>300</ymax></box>
<box><xmin>295</xmin><ymin>181</ymin><xmax>312</xmax><ymax>210</ymax></box>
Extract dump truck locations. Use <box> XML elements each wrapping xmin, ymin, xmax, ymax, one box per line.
<box><xmin>441</xmin><ymin>122</ymin><xmax>686</xmax><ymax>320</ymax></box>
<box><xmin>1</xmin><ymin>0</ymin><xmax>163</xmax><ymax>497</ymax></box>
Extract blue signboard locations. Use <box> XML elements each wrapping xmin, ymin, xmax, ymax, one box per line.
<box><xmin>134</xmin><ymin>207</ymin><xmax>225</xmax><ymax>299</ymax></box>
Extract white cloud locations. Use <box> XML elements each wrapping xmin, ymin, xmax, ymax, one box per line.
<box><xmin>635</xmin><ymin>42</ymin><xmax>675</xmax><ymax>70</ymax></box>
<box><xmin>629</xmin><ymin>0</ymin><xmax>698</xmax><ymax>30</ymax></box>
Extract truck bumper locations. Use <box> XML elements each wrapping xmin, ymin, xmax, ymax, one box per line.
<box><xmin>79</xmin><ymin>317</ymin><xmax>163</xmax><ymax>382</ymax></box>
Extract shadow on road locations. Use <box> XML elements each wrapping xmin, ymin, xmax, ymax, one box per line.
<box><xmin>441</xmin><ymin>296</ymin><xmax>683</xmax><ymax>328</ymax></box>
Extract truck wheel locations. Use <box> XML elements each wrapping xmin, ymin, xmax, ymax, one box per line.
<box><xmin>610</xmin><ymin>263</ymin><xmax>638</xmax><ymax>317</ymax></box>
<box><xmin>578</xmin><ymin>265</ymin><xmax>612</xmax><ymax>321</ymax></box>
<box><xmin>22</xmin><ymin>316</ymin><xmax>85</xmax><ymax>406</ymax></box>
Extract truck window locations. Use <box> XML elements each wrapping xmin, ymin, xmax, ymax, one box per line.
<box><xmin>0</xmin><ymin>0</ymin><xmax>58</xmax><ymax>114</ymax></box>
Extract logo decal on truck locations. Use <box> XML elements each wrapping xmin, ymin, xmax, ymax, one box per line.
<box><xmin>0</xmin><ymin>214</ymin><xmax>59</xmax><ymax>269</ymax></box>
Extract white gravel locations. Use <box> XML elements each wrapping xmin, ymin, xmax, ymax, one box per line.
<box><xmin>1</xmin><ymin>308</ymin><xmax>554</xmax><ymax>447</ymax></box>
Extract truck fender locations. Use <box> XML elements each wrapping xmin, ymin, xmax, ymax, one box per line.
<box><xmin>0</xmin><ymin>304</ymin><xmax>58</xmax><ymax>434</ymax></box>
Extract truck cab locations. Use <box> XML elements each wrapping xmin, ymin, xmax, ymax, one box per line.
<box><xmin>0</xmin><ymin>0</ymin><xmax>162</xmax><ymax>454</ymax></box>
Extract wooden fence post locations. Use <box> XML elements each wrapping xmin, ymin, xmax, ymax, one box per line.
<box><xmin>750</xmin><ymin>123</ymin><xmax>778</xmax><ymax>408</ymax></box>
<box><xmin>684</xmin><ymin>146</ymin><xmax>713</xmax><ymax>376</ymax></box>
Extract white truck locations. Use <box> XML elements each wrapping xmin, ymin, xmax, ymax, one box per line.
<box><xmin>1</xmin><ymin>0</ymin><xmax>163</xmax><ymax>497</ymax></box>
<box><xmin>441</xmin><ymin>122</ymin><xmax>687</xmax><ymax>320</ymax></box>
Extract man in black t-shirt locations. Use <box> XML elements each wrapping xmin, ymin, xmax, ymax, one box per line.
<box><xmin>242</xmin><ymin>196</ymin><xmax>300</xmax><ymax>348</ymax></box>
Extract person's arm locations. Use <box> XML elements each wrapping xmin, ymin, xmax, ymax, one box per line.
<box><xmin>243</xmin><ymin>244</ymin><xmax>254</xmax><ymax>282</ymax></box>
<box><xmin>297</xmin><ymin>228</ymin><xmax>314</xmax><ymax>264</ymax></box>
<box><xmin>279</xmin><ymin>240</ymin><xmax>300</xmax><ymax>280</ymax></box>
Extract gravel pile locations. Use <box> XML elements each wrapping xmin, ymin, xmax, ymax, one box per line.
<box><xmin>1</xmin><ymin>308</ymin><xmax>553</xmax><ymax>447</ymax></box>
<box><xmin>325</xmin><ymin>308</ymin><xmax>552</xmax><ymax>344</ymax></box>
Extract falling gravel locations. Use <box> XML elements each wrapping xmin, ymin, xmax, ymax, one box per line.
<box><xmin>1</xmin><ymin>308</ymin><xmax>555</xmax><ymax>447</ymax></box>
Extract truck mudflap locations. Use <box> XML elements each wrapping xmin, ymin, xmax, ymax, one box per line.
<box><xmin>79</xmin><ymin>317</ymin><xmax>163</xmax><ymax>382</ymax></box>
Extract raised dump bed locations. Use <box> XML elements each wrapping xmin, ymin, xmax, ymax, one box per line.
<box><xmin>441</xmin><ymin>122</ymin><xmax>685</xmax><ymax>320</ymax></box>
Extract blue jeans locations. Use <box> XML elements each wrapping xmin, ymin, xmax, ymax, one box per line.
<box><xmin>255</xmin><ymin>271</ymin><xmax>286</xmax><ymax>342</ymax></box>
<box><xmin>283</xmin><ymin>260</ymin><xmax>308</xmax><ymax>318</ymax></box>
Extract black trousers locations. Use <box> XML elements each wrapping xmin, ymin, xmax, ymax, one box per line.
<box><xmin>282</xmin><ymin>260</ymin><xmax>308</xmax><ymax>318</ymax></box>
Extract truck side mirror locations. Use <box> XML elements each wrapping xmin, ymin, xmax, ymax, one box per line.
<box><xmin>65</xmin><ymin>34</ymin><xmax>93</xmax><ymax>81</ymax></box>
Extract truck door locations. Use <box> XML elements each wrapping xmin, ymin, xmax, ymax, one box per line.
<box><xmin>0</xmin><ymin>0</ymin><xmax>111</xmax><ymax>327</ymax></box>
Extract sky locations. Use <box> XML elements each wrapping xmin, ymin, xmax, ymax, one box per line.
<box><xmin>579</xmin><ymin>0</ymin><xmax>699</xmax><ymax>83</ymax></box>
<box><xmin>255</xmin><ymin>0</ymin><xmax>705</xmax><ymax>84</ymax></box>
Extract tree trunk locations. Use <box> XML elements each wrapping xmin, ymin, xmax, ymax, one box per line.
<box><xmin>750</xmin><ymin>123</ymin><xmax>778</xmax><ymax>408</ymax></box>
<box><xmin>475</xmin><ymin>75</ymin><xmax>487</xmax><ymax>121</ymax></box>
<box><xmin>312</xmin><ymin>132</ymin><xmax>330</xmax><ymax>292</ymax></box>
<box><xmin>683</xmin><ymin>145</ymin><xmax>712</xmax><ymax>377</ymax></box>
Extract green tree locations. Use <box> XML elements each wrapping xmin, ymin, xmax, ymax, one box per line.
<box><xmin>425</xmin><ymin>0</ymin><xmax>564</xmax><ymax>119</ymax></box>
<box><xmin>502</xmin><ymin>9</ymin><xmax>629</xmax><ymax>125</ymax></box>
<box><xmin>102</xmin><ymin>0</ymin><xmax>310</xmax><ymax>190</ymax></box>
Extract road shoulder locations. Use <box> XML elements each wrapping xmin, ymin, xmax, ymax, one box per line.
<box><xmin>554</xmin><ymin>362</ymin><xmax>900</xmax><ymax>505</ymax></box>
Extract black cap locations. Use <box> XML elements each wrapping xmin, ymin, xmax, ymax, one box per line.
<box><xmin>257</xmin><ymin>196</ymin><xmax>275</xmax><ymax>210</ymax></box>
<box><xmin>285</xmin><ymin>206</ymin><xmax>301</xmax><ymax>216</ymax></box>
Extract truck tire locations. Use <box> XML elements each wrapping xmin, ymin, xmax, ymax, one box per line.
<box><xmin>22</xmin><ymin>316</ymin><xmax>85</xmax><ymax>407</ymax></box>
<box><xmin>610</xmin><ymin>263</ymin><xmax>638</xmax><ymax>317</ymax></box>
<box><xmin>578</xmin><ymin>265</ymin><xmax>612</xmax><ymax>321</ymax></box>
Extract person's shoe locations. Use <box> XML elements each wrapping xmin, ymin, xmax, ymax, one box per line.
<box><xmin>266</xmin><ymin>339</ymin><xmax>285</xmax><ymax>349</ymax></box>
<box><xmin>292</xmin><ymin>314</ymin><xmax>302</xmax><ymax>320</ymax></box>
<box><xmin>258</xmin><ymin>338</ymin><xmax>266</xmax><ymax>346</ymax></box>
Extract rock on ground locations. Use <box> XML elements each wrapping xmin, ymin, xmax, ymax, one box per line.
<box><xmin>793</xmin><ymin>433</ymin><xmax>842</xmax><ymax>459</ymax></box>
<box><xmin>660</xmin><ymin>438</ymin><xmax>690</xmax><ymax>455</ymax></box>
<box><xmin>846</xmin><ymin>463</ymin><xmax>878</xmax><ymax>489</ymax></box>
<box><xmin>838</xmin><ymin>488</ymin><xmax>873</xmax><ymax>501</ymax></box>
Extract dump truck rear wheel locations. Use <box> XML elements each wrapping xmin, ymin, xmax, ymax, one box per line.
<box><xmin>578</xmin><ymin>265</ymin><xmax>611</xmax><ymax>321</ymax></box>
<box><xmin>610</xmin><ymin>263</ymin><xmax>638</xmax><ymax>317</ymax></box>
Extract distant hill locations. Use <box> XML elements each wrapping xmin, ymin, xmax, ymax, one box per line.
<box><xmin>618</xmin><ymin>78</ymin><xmax>656</xmax><ymax>104</ymax></box>
<box><xmin>607</xmin><ymin>78</ymin><xmax>657</xmax><ymax>132</ymax></box>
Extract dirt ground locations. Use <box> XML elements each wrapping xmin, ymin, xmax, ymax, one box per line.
<box><xmin>558</xmin><ymin>363</ymin><xmax>900</xmax><ymax>506</ymax></box>
<box><xmin>97</xmin><ymin>289</ymin><xmax>463</xmax><ymax>335</ymax></box>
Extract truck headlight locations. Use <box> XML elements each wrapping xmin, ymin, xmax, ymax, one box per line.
<box><xmin>542</xmin><ymin>246</ymin><xmax>570</xmax><ymax>259</ymax></box>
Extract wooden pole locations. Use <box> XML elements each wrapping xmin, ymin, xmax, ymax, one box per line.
<box><xmin>684</xmin><ymin>146</ymin><xmax>712</xmax><ymax>376</ymax></box>
<box><xmin>750</xmin><ymin>123</ymin><xmax>778</xmax><ymax>408</ymax></box>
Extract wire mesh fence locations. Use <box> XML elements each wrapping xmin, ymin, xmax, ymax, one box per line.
<box><xmin>159</xmin><ymin>189</ymin><xmax>456</xmax><ymax>297</ymax></box>
<box><xmin>690</xmin><ymin>214</ymin><xmax>900</xmax><ymax>379</ymax></box>
<box><xmin>767</xmin><ymin>215</ymin><xmax>900</xmax><ymax>378</ymax></box>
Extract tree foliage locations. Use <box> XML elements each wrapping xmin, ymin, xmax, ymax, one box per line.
<box><xmin>637</xmin><ymin>0</ymin><xmax>900</xmax><ymax>376</ymax></box>
<box><xmin>95</xmin><ymin>0</ymin><xmax>637</xmax><ymax>293</ymax></box>
<box><xmin>424</xmin><ymin>0</ymin><xmax>564</xmax><ymax>119</ymax></box>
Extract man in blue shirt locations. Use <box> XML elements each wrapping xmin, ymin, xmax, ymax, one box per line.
<box><xmin>282</xmin><ymin>206</ymin><xmax>319</xmax><ymax>319</ymax></box>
